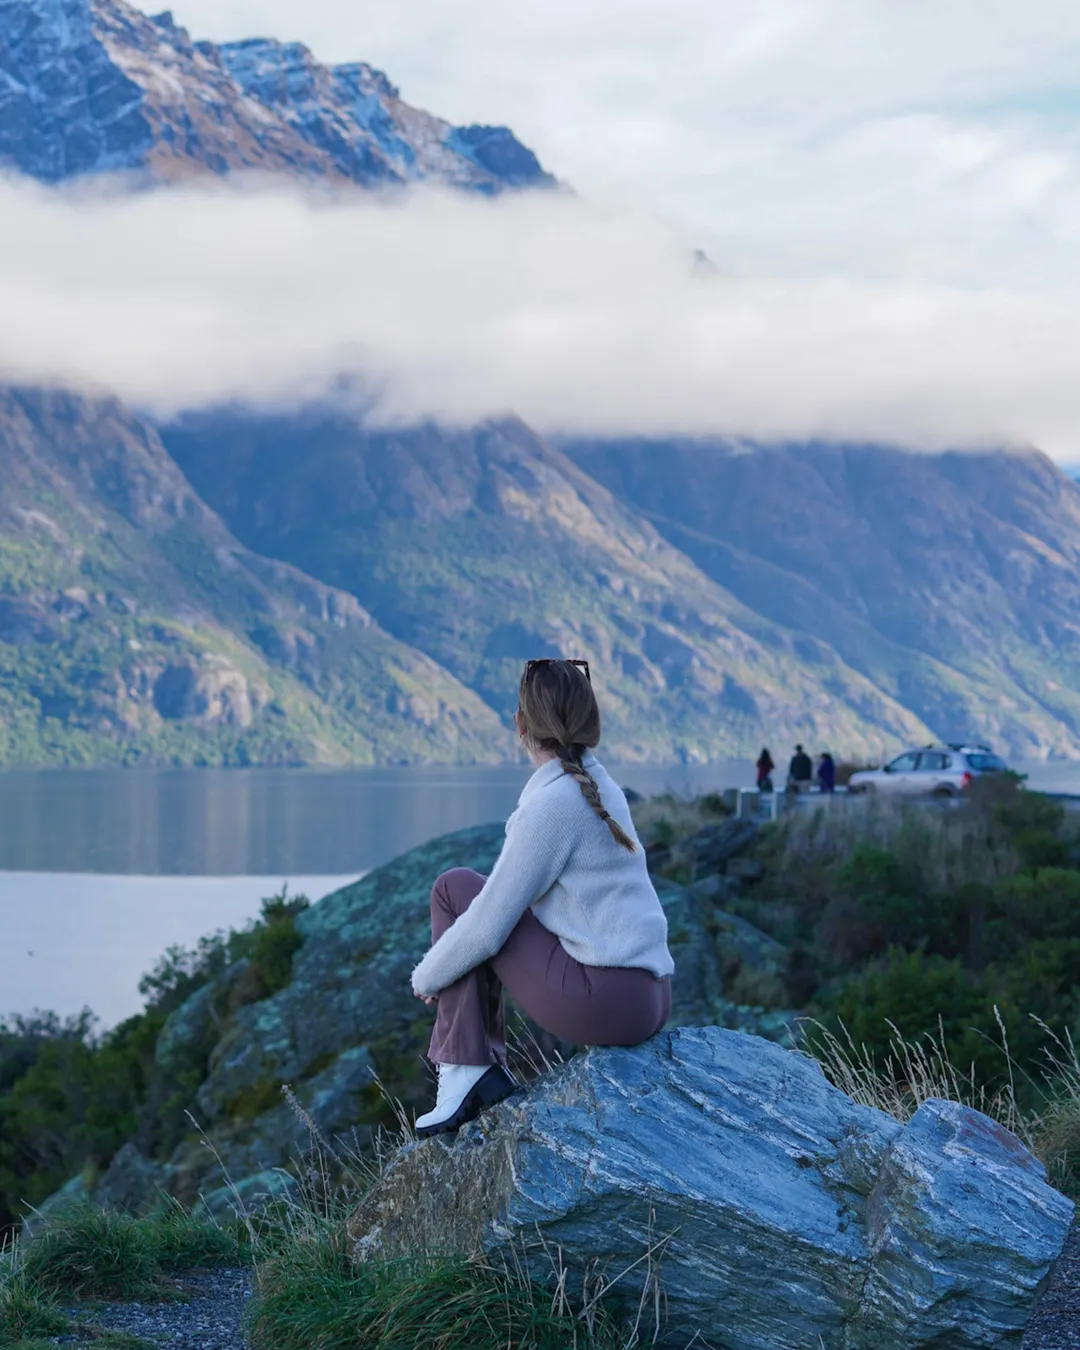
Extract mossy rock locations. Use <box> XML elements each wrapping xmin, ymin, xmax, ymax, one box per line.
<box><xmin>192</xmin><ymin>823</ymin><xmax>505</xmax><ymax>1122</ymax></box>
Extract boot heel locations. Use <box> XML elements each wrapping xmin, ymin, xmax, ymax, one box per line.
<box><xmin>472</xmin><ymin>1065</ymin><xmax>520</xmax><ymax>1110</ymax></box>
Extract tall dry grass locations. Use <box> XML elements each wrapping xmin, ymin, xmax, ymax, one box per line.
<box><xmin>803</xmin><ymin>1012</ymin><xmax>1080</xmax><ymax>1196</ymax></box>
<box><xmin>764</xmin><ymin>793</ymin><xmax>1017</xmax><ymax>897</ymax></box>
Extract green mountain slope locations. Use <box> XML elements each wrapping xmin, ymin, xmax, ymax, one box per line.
<box><xmin>563</xmin><ymin>438</ymin><xmax>1080</xmax><ymax>758</ymax></box>
<box><xmin>0</xmin><ymin>387</ymin><xmax>505</xmax><ymax>766</ymax></box>
<box><xmin>160</xmin><ymin>408</ymin><xmax>935</xmax><ymax>761</ymax></box>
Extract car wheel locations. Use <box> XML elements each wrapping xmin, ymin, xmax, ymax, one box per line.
<box><xmin>931</xmin><ymin>787</ymin><xmax>956</xmax><ymax>799</ymax></box>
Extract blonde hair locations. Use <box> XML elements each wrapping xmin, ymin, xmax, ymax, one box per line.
<box><xmin>517</xmin><ymin>660</ymin><xmax>636</xmax><ymax>853</ymax></box>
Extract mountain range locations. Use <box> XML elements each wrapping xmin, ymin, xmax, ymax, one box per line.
<box><xmin>0</xmin><ymin>0</ymin><xmax>552</xmax><ymax>189</ymax></box>
<box><xmin>2</xmin><ymin>0</ymin><xmax>1080</xmax><ymax>765</ymax></box>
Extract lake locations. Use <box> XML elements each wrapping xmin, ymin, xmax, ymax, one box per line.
<box><xmin>0</xmin><ymin>760</ymin><xmax>752</xmax><ymax>1025</ymax></box>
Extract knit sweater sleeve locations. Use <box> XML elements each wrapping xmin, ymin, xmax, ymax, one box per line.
<box><xmin>410</xmin><ymin>794</ymin><xmax>574</xmax><ymax>998</ymax></box>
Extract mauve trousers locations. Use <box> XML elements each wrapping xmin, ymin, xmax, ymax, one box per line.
<box><xmin>426</xmin><ymin>867</ymin><xmax>672</xmax><ymax>1066</ymax></box>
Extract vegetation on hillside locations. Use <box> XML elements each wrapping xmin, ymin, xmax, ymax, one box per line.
<box><xmin>0</xmin><ymin>1201</ymin><xmax>247</xmax><ymax>1349</ymax></box>
<box><xmin>0</xmin><ymin>387</ymin><xmax>506</xmax><ymax>768</ymax></box>
<box><xmin>657</xmin><ymin>778</ymin><xmax>1080</xmax><ymax>1182</ymax></box>
<box><xmin>0</xmin><ymin>890</ymin><xmax>310</xmax><ymax>1237</ymax></box>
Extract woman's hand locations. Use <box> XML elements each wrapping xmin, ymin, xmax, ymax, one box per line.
<box><xmin>413</xmin><ymin>989</ymin><xmax>438</xmax><ymax>1007</ymax></box>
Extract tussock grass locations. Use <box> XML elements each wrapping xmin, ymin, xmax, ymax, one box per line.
<box><xmin>764</xmin><ymin>793</ymin><xmax>1017</xmax><ymax>897</ymax></box>
<box><xmin>12</xmin><ymin>1199</ymin><xmax>245</xmax><ymax>1303</ymax></box>
<box><xmin>629</xmin><ymin>791</ymin><xmax>729</xmax><ymax>851</ymax></box>
<box><xmin>803</xmin><ymin>1010</ymin><xmax>1080</xmax><ymax>1196</ymax></box>
<box><xmin>0</xmin><ymin>1254</ymin><xmax>76</xmax><ymax>1342</ymax></box>
<box><xmin>150</xmin><ymin>1196</ymin><xmax>245</xmax><ymax>1272</ymax></box>
<box><xmin>19</xmin><ymin>1207</ymin><xmax>159</xmax><ymax>1300</ymax></box>
<box><xmin>249</xmin><ymin>1227</ymin><xmax>627</xmax><ymax>1350</ymax></box>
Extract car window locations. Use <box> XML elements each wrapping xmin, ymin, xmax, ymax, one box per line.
<box><xmin>965</xmin><ymin>753</ymin><xmax>1007</xmax><ymax>772</ymax></box>
<box><xmin>917</xmin><ymin>752</ymin><xmax>949</xmax><ymax>771</ymax></box>
<box><xmin>888</xmin><ymin>753</ymin><xmax>920</xmax><ymax>773</ymax></box>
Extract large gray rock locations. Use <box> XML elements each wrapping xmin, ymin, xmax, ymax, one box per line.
<box><xmin>349</xmin><ymin>1027</ymin><xmax>1072</xmax><ymax>1350</ymax></box>
<box><xmin>94</xmin><ymin>1143</ymin><xmax>171</xmax><ymax>1214</ymax></box>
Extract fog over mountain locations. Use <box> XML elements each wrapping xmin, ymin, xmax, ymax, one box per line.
<box><xmin>3</xmin><ymin>0</ymin><xmax>1080</xmax><ymax>764</ymax></box>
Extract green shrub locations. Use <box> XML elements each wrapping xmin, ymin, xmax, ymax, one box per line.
<box><xmin>811</xmin><ymin>949</ymin><xmax>1005</xmax><ymax>1088</ymax></box>
<box><xmin>0</xmin><ymin>886</ymin><xmax>313</xmax><ymax>1238</ymax></box>
<box><xmin>983</xmin><ymin>869</ymin><xmax>1080</xmax><ymax>961</ymax></box>
<box><xmin>248</xmin><ymin>891</ymin><xmax>311</xmax><ymax>999</ymax></box>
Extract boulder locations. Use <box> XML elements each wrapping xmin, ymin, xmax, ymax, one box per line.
<box><xmin>189</xmin><ymin>824</ymin><xmax>773</xmax><ymax>1132</ymax></box>
<box><xmin>94</xmin><ymin>1143</ymin><xmax>171</xmax><ymax>1214</ymax></box>
<box><xmin>192</xmin><ymin>823</ymin><xmax>507</xmax><ymax>1125</ymax></box>
<box><xmin>349</xmin><ymin>1027</ymin><xmax>1072</xmax><ymax>1350</ymax></box>
<box><xmin>195</xmin><ymin>1169</ymin><xmax>298</xmax><ymax>1223</ymax></box>
<box><xmin>676</xmin><ymin>818</ymin><xmax>759</xmax><ymax>878</ymax></box>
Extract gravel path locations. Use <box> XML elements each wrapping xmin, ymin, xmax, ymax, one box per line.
<box><xmin>54</xmin><ymin>1268</ymin><xmax>253</xmax><ymax>1349</ymax></box>
<box><xmin>1024</xmin><ymin>1220</ymin><xmax>1080</xmax><ymax>1350</ymax></box>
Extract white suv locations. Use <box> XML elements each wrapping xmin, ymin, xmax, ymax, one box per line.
<box><xmin>848</xmin><ymin>744</ymin><xmax>1009</xmax><ymax>797</ymax></box>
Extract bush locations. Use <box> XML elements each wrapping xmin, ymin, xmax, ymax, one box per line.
<box><xmin>810</xmin><ymin>949</ymin><xmax>1005</xmax><ymax>1088</ymax></box>
<box><xmin>0</xmin><ymin>887</ymin><xmax>312</xmax><ymax>1237</ymax></box>
<box><xmin>248</xmin><ymin>891</ymin><xmax>311</xmax><ymax>999</ymax></box>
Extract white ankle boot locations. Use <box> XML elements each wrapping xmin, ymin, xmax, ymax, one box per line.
<box><xmin>415</xmin><ymin>1063</ymin><xmax>519</xmax><ymax>1138</ymax></box>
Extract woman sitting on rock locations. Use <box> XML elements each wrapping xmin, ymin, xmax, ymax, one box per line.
<box><xmin>411</xmin><ymin>658</ymin><xmax>674</xmax><ymax>1138</ymax></box>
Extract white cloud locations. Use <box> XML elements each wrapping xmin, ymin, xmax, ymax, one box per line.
<box><xmin>4</xmin><ymin>175</ymin><xmax>1080</xmax><ymax>458</ymax></box>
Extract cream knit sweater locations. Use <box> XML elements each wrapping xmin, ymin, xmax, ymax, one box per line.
<box><xmin>411</xmin><ymin>753</ymin><xmax>674</xmax><ymax>997</ymax></box>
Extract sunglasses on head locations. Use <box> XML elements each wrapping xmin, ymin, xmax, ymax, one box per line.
<box><xmin>523</xmin><ymin>658</ymin><xmax>591</xmax><ymax>685</ymax></box>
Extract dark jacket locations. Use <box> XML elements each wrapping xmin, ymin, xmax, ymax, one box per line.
<box><xmin>789</xmin><ymin>751</ymin><xmax>813</xmax><ymax>783</ymax></box>
<box><xmin>818</xmin><ymin>755</ymin><xmax>836</xmax><ymax>793</ymax></box>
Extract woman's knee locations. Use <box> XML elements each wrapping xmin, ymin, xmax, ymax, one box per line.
<box><xmin>431</xmin><ymin>867</ymin><xmax>486</xmax><ymax>914</ymax></box>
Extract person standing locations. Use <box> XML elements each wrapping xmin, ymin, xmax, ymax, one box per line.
<box><xmin>818</xmin><ymin>752</ymin><xmax>836</xmax><ymax>794</ymax></box>
<box><xmin>788</xmin><ymin>744</ymin><xmax>813</xmax><ymax>790</ymax></box>
<box><xmin>756</xmin><ymin>747</ymin><xmax>775</xmax><ymax>793</ymax></box>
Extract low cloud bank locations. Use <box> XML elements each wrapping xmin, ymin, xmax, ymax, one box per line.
<box><xmin>1</xmin><ymin>176</ymin><xmax>1079</xmax><ymax>457</ymax></box>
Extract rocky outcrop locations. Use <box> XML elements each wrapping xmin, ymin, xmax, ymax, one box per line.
<box><xmin>0</xmin><ymin>0</ymin><xmax>554</xmax><ymax>190</ymax></box>
<box><xmin>350</xmin><ymin>1026</ymin><xmax>1073</xmax><ymax>1350</ymax></box>
<box><xmin>21</xmin><ymin>821</ymin><xmax>791</xmax><ymax>1218</ymax></box>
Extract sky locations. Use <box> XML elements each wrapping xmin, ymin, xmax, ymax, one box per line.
<box><xmin>162</xmin><ymin>0</ymin><xmax>1080</xmax><ymax>285</ymax></box>
<box><xmin>7</xmin><ymin>0</ymin><xmax>1080</xmax><ymax>453</ymax></box>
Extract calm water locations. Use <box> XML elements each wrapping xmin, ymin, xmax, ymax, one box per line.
<box><xmin>0</xmin><ymin>761</ymin><xmax>752</xmax><ymax>1024</ymax></box>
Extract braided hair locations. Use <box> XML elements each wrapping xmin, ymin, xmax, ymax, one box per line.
<box><xmin>517</xmin><ymin>660</ymin><xmax>637</xmax><ymax>853</ymax></box>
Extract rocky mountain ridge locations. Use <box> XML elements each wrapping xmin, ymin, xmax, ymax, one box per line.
<box><xmin>566</xmin><ymin>437</ymin><xmax>1080</xmax><ymax>759</ymax></box>
<box><xmin>0</xmin><ymin>385</ymin><xmax>507</xmax><ymax>765</ymax></box>
<box><xmin>0</xmin><ymin>0</ymin><xmax>553</xmax><ymax>189</ymax></box>
<box><xmin>160</xmin><ymin>406</ymin><xmax>939</xmax><ymax>761</ymax></box>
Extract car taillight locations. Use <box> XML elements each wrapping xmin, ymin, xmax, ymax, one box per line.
<box><xmin>961</xmin><ymin>772</ymin><xmax>973</xmax><ymax>790</ymax></box>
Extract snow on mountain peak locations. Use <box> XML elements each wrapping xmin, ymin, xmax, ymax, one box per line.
<box><xmin>0</xmin><ymin>0</ymin><xmax>555</xmax><ymax>190</ymax></box>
